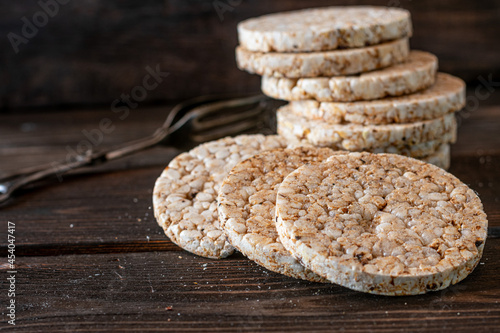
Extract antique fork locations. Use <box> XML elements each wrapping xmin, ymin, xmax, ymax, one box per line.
<box><xmin>0</xmin><ymin>93</ymin><xmax>277</xmax><ymax>204</ymax></box>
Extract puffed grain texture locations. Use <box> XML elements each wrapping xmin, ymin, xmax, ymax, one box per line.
<box><xmin>277</xmin><ymin>104</ymin><xmax>456</xmax><ymax>152</ymax></box>
<box><xmin>236</xmin><ymin>39</ymin><xmax>409</xmax><ymax>78</ymax></box>
<box><xmin>287</xmin><ymin>73</ymin><xmax>465</xmax><ymax>124</ymax></box>
<box><xmin>238</xmin><ymin>6</ymin><xmax>412</xmax><ymax>52</ymax></box>
<box><xmin>218</xmin><ymin>147</ymin><xmax>340</xmax><ymax>281</ymax></box>
<box><xmin>153</xmin><ymin>134</ymin><xmax>288</xmax><ymax>259</ymax></box>
<box><xmin>275</xmin><ymin>152</ymin><xmax>488</xmax><ymax>295</ymax></box>
<box><xmin>262</xmin><ymin>51</ymin><xmax>437</xmax><ymax>102</ymax></box>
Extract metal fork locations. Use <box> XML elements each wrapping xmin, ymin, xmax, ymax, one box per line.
<box><xmin>0</xmin><ymin>93</ymin><xmax>276</xmax><ymax>204</ymax></box>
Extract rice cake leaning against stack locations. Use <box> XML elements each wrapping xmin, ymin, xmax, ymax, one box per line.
<box><xmin>218</xmin><ymin>146</ymin><xmax>339</xmax><ymax>282</ymax></box>
<box><xmin>275</xmin><ymin>152</ymin><xmax>488</xmax><ymax>295</ymax></box>
<box><xmin>236</xmin><ymin>6</ymin><xmax>466</xmax><ymax>169</ymax></box>
<box><xmin>153</xmin><ymin>134</ymin><xmax>288</xmax><ymax>259</ymax></box>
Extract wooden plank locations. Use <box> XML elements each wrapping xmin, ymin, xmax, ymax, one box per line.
<box><xmin>453</xmin><ymin>105</ymin><xmax>500</xmax><ymax>156</ymax></box>
<box><xmin>0</xmin><ymin>0</ymin><xmax>499</xmax><ymax>109</ymax></box>
<box><xmin>0</xmin><ymin>166</ymin><xmax>171</xmax><ymax>245</ymax></box>
<box><xmin>2</xmin><ymin>239</ymin><xmax>499</xmax><ymax>332</ymax></box>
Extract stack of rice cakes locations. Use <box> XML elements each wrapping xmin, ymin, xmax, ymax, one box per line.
<box><xmin>153</xmin><ymin>7</ymin><xmax>486</xmax><ymax>297</ymax></box>
<box><xmin>236</xmin><ymin>6</ymin><xmax>465</xmax><ymax>169</ymax></box>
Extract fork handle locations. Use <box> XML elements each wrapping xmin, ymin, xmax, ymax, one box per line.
<box><xmin>0</xmin><ymin>128</ymin><xmax>168</xmax><ymax>204</ymax></box>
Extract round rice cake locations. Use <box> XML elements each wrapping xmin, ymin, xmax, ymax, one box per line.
<box><xmin>370</xmin><ymin>139</ymin><xmax>454</xmax><ymax>159</ymax></box>
<box><xmin>275</xmin><ymin>152</ymin><xmax>488</xmax><ymax>295</ymax></box>
<box><xmin>238</xmin><ymin>6</ymin><xmax>412</xmax><ymax>53</ymax></box>
<box><xmin>262</xmin><ymin>51</ymin><xmax>437</xmax><ymax>102</ymax></box>
<box><xmin>236</xmin><ymin>38</ymin><xmax>409</xmax><ymax>78</ymax></box>
<box><xmin>420</xmin><ymin>144</ymin><xmax>450</xmax><ymax>170</ymax></box>
<box><xmin>277</xmin><ymin>104</ymin><xmax>456</xmax><ymax>152</ymax></box>
<box><xmin>153</xmin><ymin>134</ymin><xmax>288</xmax><ymax>259</ymax></box>
<box><xmin>283</xmin><ymin>141</ymin><xmax>451</xmax><ymax>170</ymax></box>
<box><xmin>287</xmin><ymin>73</ymin><xmax>465</xmax><ymax>124</ymax></box>
<box><xmin>218</xmin><ymin>147</ymin><xmax>339</xmax><ymax>282</ymax></box>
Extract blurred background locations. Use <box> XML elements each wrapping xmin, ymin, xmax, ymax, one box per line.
<box><xmin>1</xmin><ymin>0</ymin><xmax>499</xmax><ymax>113</ymax></box>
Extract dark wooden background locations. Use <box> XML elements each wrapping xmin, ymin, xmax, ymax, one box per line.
<box><xmin>0</xmin><ymin>0</ymin><xmax>500</xmax><ymax>111</ymax></box>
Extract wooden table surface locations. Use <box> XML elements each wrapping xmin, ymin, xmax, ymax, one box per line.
<box><xmin>1</xmin><ymin>100</ymin><xmax>499</xmax><ymax>332</ymax></box>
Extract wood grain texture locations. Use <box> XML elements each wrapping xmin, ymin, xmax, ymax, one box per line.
<box><xmin>0</xmin><ymin>0</ymin><xmax>499</xmax><ymax>110</ymax></box>
<box><xmin>1</xmin><ymin>242</ymin><xmax>499</xmax><ymax>332</ymax></box>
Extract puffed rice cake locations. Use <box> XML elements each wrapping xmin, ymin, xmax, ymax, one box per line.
<box><xmin>238</xmin><ymin>6</ymin><xmax>412</xmax><ymax>52</ymax></box>
<box><xmin>419</xmin><ymin>144</ymin><xmax>450</xmax><ymax>170</ymax></box>
<box><xmin>262</xmin><ymin>51</ymin><xmax>437</xmax><ymax>102</ymax></box>
<box><xmin>153</xmin><ymin>134</ymin><xmax>287</xmax><ymax>259</ymax></box>
<box><xmin>275</xmin><ymin>152</ymin><xmax>488</xmax><ymax>295</ymax></box>
<box><xmin>236</xmin><ymin>38</ymin><xmax>409</xmax><ymax>78</ymax></box>
<box><xmin>286</xmin><ymin>73</ymin><xmax>465</xmax><ymax>125</ymax></box>
<box><xmin>277</xmin><ymin>104</ymin><xmax>456</xmax><ymax>152</ymax></box>
<box><xmin>218</xmin><ymin>147</ymin><xmax>339</xmax><ymax>282</ymax></box>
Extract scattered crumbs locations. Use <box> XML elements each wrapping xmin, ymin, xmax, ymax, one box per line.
<box><xmin>385</xmin><ymin>311</ymin><xmax>388</xmax><ymax>314</ymax></box>
<box><xmin>133</xmin><ymin>198</ymin><xmax>139</xmax><ymax>203</ymax></box>
<box><xmin>404</xmin><ymin>302</ymin><xmax>407</xmax><ymax>305</ymax></box>
<box><xmin>148</xmin><ymin>206</ymin><xmax>152</xmax><ymax>210</ymax></box>
<box><xmin>193</xmin><ymin>282</ymin><xmax>198</xmax><ymax>285</ymax></box>
<box><xmin>165</xmin><ymin>306</ymin><xmax>173</xmax><ymax>311</ymax></box>
<box><xmin>95</xmin><ymin>274</ymin><xmax>100</xmax><ymax>276</ymax></box>
<box><xmin>178</xmin><ymin>256</ymin><xmax>183</xmax><ymax>259</ymax></box>
<box><xmin>69</xmin><ymin>224</ymin><xmax>74</xmax><ymax>228</ymax></box>
<box><xmin>137</xmin><ymin>218</ymin><xmax>142</xmax><ymax>222</ymax></box>
<box><xmin>146</xmin><ymin>236</ymin><xmax>150</xmax><ymax>241</ymax></box>
<box><xmin>480</xmin><ymin>262</ymin><xmax>485</xmax><ymax>265</ymax></box>
<box><xmin>118</xmin><ymin>265</ymin><xmax>125</xmax><ymax>269</ymax></box>
<box><xmin>457</xmin><ymin>313</ymin><xmax>461</xmax><ymax>316</ymax></box>
<box><xmin>202</xmin><ymin>263</ymin><xmax>208</xmax><ymax>267</ymax></box>
<box><xmin>167</xmin><ymin>319</ymin><xmax>171</xmax><ymax>322</ymax></box>
<box><xmin>177</xmin><ymin>313</ymin><xmax>181</xmax><ymax>316</ymax></box>
<box><xmin>145</xmin><ymin>212</ymin><xmax>149</xmax><ymax>217</ymax></box>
